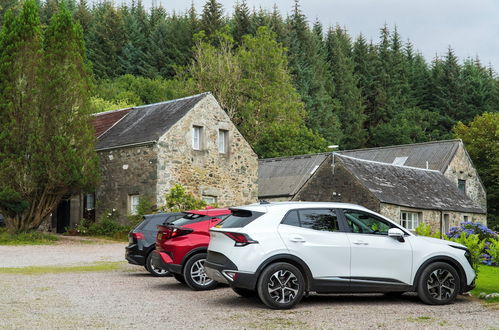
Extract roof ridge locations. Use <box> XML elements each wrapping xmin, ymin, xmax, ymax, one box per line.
<box><xmin>335</xmin><ymin>153</ymin><xmax>441</xmax><ymax>173</ymax></box>
<box><xmin>259</xmin><ymin>152</ymin><xmax>330</xmax><ymax>162</ymax></box>
<box><xmin>93</xmin><ymin>92</ymin><xmax>211</xmax><ymax>117</ymax></box>
<box><xmin>338</xmin><ymin>139</ymin><xmax>462</xmax><ymax>154</ymax></box>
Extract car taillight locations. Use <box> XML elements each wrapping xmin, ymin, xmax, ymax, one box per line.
<box><xmin>158</xmin><ymin>226</ymin><xmax>193</xmax><ymax>240</ymax></box>
<box><xmin>223</xmin><ymin>232</ymin><xmax>258</xmax><ymax>247</ymax></box>
<box><xmin>132</xmin><ymin>232</ymin><xmax>145</xmax><ymax>240</ymax></box>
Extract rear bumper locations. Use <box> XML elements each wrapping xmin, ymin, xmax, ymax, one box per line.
<box><xmin>152</xmin><ymin>251</ymin><xmax>182</xmax><ymax>274</ymax></box>
<box><xmin>204</xmin><ymin>259</ymin><xmax>258</xmax><ymax>291</ymax></box>
<box><xmin>125</xmin><ymin>246</ymin><xmax>146</xmax><ymax>266</ymax></box>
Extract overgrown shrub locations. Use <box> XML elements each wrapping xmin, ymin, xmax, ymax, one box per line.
<box><xmin>0</xmin><ymin>227</ymin><xmax>59</xmax><ymax>245</ymax></box>
<box><xmin>161</xmin><ymin>184</ymin><xmax>206</xmax><ymax>212</ymax></box>
<box><xmin>487</xmin><ymin>239</ymin><xmax>499</xmax><ymax>266</ymax></box>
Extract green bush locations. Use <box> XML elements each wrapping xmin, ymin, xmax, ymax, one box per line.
<box><xmin>447</xmin><ymin>232</ymin><xmax>486</xmax><ymax>274</ymax></box>
<box><xmin>161</xmin><ymin>184</ymin><xmax>207</xmax><ymax>212</ymax></box>
<box><xmin>415</xmin><ymin>222</ymin><xmax>440</xmax><ymax>238</ymax></box>
<box><xmin>76</xmin><ymin>209</ymin><xmax>129</xmax><ymax>239</ymax></box>
<box><xmin>487</xmin><ymin>239</ymin><xmax>499</xmax><ymax>265</ymax></box>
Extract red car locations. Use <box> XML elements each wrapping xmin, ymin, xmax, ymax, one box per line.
<box><xmin>152</xmin><ymin>207</ymin><xmax>231</xmax><ymax>290</ymax></box>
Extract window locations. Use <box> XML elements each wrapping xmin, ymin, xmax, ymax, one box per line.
<box><xmin>443</xmin><ymin>214</ymin><xmax>450</xmax><ymax>234</ymax></box>
<box><xmin>298</xmin><ymin>209</ymin><xmax>339</xmax><ymax>232</ymax></box>
<box><xmin>463</xmin><ymin>215</ymin><xmax>469</xmax><ymax>222</ymax></box>
<box><xmin>345</xmin><ymin>210</ymin><xmax>393</xmax><ymax>235</ymax></box>
<box><xmin>192</xmin><ymin>126</ymin><xmax>202</xmax><ymax>150</ymax></box>
<box><xmin>458</xmin><ymin>179</ymin><xmax>466</xmax><ymax>193</ymax></box>
<box><xmin>129</xmin><ymin>194</ymin><xmax>140</xmax><ymax>215</ymax></box>
<box><xmin>281</xmin><ymin>210</ymin><xmax>300</xmax><ymax>227</ymax></box>
<box><xmin>217</xmin><ymin>209</ymin><xmax>264</xmax><ymax>228</ymax></box>
<box><xmin>85</xmin><ymin>193</ymin><xmax>95</xmax><ymax>210</ymax></box>
<box><xmin>218</xmin><ymin>129</ymin><xmax>228</xmax><ymax>153</ymax></box>
<box><xmin>400</xmin><ymin>211</ymin><xmax>419</xmax><ymax>230</ymax></box>
<box><xmin>202</xmin><ymin>195</ymin><xmax>217</xmax><ymax>205</ymax></box>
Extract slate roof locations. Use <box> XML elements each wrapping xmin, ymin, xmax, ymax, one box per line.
<box><xmin>258</xmin><ymin>154</ymin><xmax>328</xmax><ymax>198</ymax></box>
<box><xmin>93</xmin><ymin>108</ymin><xmax>132</xmax><ymax>138</ymax></box>
<box><xmin>338</xmin><ymin>140</ymin><xmax>461</xmax><ymax>173</ymax></box>
<box><xmin>96</xmin><ymin>93</ymin><xmax>208</xmax><ymax>150</ymax></box>
<box><xmin>336</xmin><ymin>155</ymin><xmax>485</xmax><ymax>214</ymax></box>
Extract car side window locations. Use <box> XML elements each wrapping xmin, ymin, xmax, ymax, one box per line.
<box><xmin>281</xmin><ymin>210</ymin><xmax>300</xmax><ymax>227</ymax></box>
<box><xmin>298</xmin><ymin>209</ymin><xmax>339</xmax><ymax>232</ymax></box>
<box><xmin>343</xmin><ymin>210</ymin><xmax>393</xmax><ymax>235</ymax></box>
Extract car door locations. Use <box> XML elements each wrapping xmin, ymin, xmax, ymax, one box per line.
<box><xmin>341</xmin><ymin>209</ymin><xmax>413</xmax><ymax>286</ymax></box>
<box><xmin>278</xmin><ymin>208</ymin><xmax>350</xmax><ymax>282</ymax></box>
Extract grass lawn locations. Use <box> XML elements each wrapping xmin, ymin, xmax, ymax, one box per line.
<box><xmin>471</xmin><ymin>265</ymin><xmax>499</xmax><ymax>303</ymax></box>
<box><xmin>0</xmin><ymin>228</ymin><xmax>59</xmax><ymax>245</ymax></box>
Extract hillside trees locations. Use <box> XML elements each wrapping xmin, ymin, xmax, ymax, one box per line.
<box><xmin>187</xmin><ymin>27</ymin><xmax>327</xmax><ymax>157</ymax></box>
<box><xmin>0</xmin><ymin>0</ymin><xmax>98</xmax><ymax>232</ymax></box>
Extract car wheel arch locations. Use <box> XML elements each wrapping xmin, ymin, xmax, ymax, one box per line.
<box><xmin>413</xmin><ymin>256</ymin><xmax>467</xmax><ymax>292</ymax></box>
<box><xmin>181</xmin><ymin>247</ymin><xmax>208</xmax><ymax>272</ymax></box>
<box><xmin>255</xmin><ymin>254</ymin><xmax>313</xmax><ymax>292</ymax></box>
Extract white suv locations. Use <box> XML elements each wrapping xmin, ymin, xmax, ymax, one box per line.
<box><xmin>205</xmin><ymin>202</ymin><xmax>475</xmax><ymax>309</ymax></box>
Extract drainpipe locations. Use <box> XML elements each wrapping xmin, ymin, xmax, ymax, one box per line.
<box><xmin>439</xmin><ymin>210</ymin><xmax>443</xmax><ymax>239</ymax></box>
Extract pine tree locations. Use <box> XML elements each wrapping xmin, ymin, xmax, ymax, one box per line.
<box><xmin>200</xmin><ymin>0</ymin><xmax>224</xmax><ymax>37</ymax></box>
<box><xmin>0</xmin><ymin>0</ymin><xmax>18</xmax><ymax>26</ymax></box>
<box><xmin>231</xmin><ymin>0</ymin><xmax>252</xmax><ymax>44</ymax></box>
<box><xmin>325</xmin><ymin>26</ymin><xmax>367</xmax><ymax>149</ymax></box>
<box><xmin>285</xmin><ymin>0</ymin><xmax>342</xmax><ymax>146</ymax></box>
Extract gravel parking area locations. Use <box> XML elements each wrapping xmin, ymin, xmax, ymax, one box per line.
<box><xmin>1</xmin><ymin>240</ymin><xmax>498</xmax><ymax>329</ymax></box>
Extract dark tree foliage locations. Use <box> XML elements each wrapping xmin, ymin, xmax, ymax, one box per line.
<box><xmin>231</xmin><ymin>0</ymin><xmax>253</xmax><ymax>44</ymax></box>
<box><xmin>200</xmin><ymin>0</ymin><xmax>224</xmax><ymax>37</ymax></box>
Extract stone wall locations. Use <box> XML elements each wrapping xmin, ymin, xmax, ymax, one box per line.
<box><xmin>96</xmin><ymin>144</ymin><xmax>158</xmax><ymax>223</ymax></box>
<box><xmin>293</xmin><ymin>157</ymin><xmax>381</xmax><ymax>212</ymax></box>
<box><xmin>380</xmin><ymin>203</ymin><xmax>487</xmax><ymax>233</ymax></box>
<box><xmin>444</xmin><ymin>142</ymin><xmax>487</xmax><ymax>210</ymax></box>
<box><xmin>156</xmin><ymin>94</ymin><xmax>258</xmax><ymax>207</ymax></box>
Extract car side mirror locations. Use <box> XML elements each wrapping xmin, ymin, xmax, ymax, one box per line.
<box><xmin>388</xmin><ymin>228</ymin><xmax>405</xmax><ymax>242</ymax></box>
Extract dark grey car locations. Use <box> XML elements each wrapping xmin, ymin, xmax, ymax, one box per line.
<box><xmin>126</xmin><ymin>212</ymin><xmax>183</xmax><ymax>276</ymax></box>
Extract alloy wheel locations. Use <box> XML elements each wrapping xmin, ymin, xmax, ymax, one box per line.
<box><xmin>190</xmin><ymin>259</ymin><xmax>213</xmax><ymax>286</ymax></box>
<box><xmin>149</xmin><ymin>258</ymin><xmax>168</xmax><ymax>276</ymax></box>
<box><xmin>426</xmin><ymin>268</ymin><xmax>456</xmax><ymax>301</ymax></box>
<box><xmin>267</xmin><ymin>270</ymin><xmax>300</xmax><ymax>304</ymax></box>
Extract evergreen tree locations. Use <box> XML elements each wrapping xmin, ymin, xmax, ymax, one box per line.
<box><xmin>200</xmin><ymin>0</ymin><xmax>224</xmax><ymax>37</ymax></box>
<box><xmin>325</xmin><ymin>26</ymin><xmax>367</xmax><ymax>149</ymax></box>
<box><xmin>231</xmin><ymin>0</ymin><xmax>252</xmax><ymax>44</ymax></box>
<box><xmin>0</xmin><ymin>0</ymin><xmax>19</xmax><ymax>26</ymax></box>
<box><xmin>285</xmin><ymin>1</ymin><xmax>342</xmax><ymax>146</ymax></box>
<box><xmin>0</xmin><ymin>0</ymin><xmax>98</xmax><ymax>232</ymax></box>
<box><xmin>86</xmin><ymin>1</ymin><xmax>126</xmax><ymax>78</ymax></box>
<box><xmin>120</xmin><ymin>12</ymin><xmax>154</xmax><ymax>77</ymax></box>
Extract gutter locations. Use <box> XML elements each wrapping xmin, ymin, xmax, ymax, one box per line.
<box><xmin>96</xmin><ymin>141</ymin><xmax>156</xmax><ymax>152</ymax></box>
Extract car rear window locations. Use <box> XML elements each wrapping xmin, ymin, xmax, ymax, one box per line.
<box><xmin>216</xmin><ymin>209</ymin><xmax>264</xmax><ymax>228</ymax></box>
<box><xmin>169</xmin><ymin>213</ymin><xmax>211</xmax><ymax>226</ymax></box>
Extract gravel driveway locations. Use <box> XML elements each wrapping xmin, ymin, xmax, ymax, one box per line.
<box><xmin>0</xmin><ymin>239</ymin><xmax>498</xmax><ymax>329</ymax></box>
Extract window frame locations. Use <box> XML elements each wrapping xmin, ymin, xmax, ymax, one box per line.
<box><xmin>192</xmin><ymin>126</ymin><xmax>202</xmax><ymax>150</ymax></box>
<box><xmin>400</xmin><ymin>211</ymin><xmax>420</xmax><ymax>231</ymax></box>
<box><xmin>280</xmin><ymin>208</ymin><xmax>349</xmax><ymax>232</ymax></box>
<box><xmin>218</xmin><ymin>129</ymin><xmax>228</xmax><ymax>154</ymax></box>
<box><xmin>340</xmin><ymin>209</ymin><xmax>403</xmax><ymax>236</ymax></box>
<box><xmin>202</xmin><ymin>195</ymin><xmax>217</xmax><ymax>205</ymax></box>
<box><xmin>458</xmin><ymin>179</ymin><xmax>466</xmax><ymax>194</ymax></box>
<box><xmin>128</xmin><ymin>194</ymin><xmax>140</xmax><ymax>215</ymax></box>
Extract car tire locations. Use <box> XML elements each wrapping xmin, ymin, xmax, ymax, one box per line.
<box><xmin>232</xmin><ymin>287</ymin><xmax>257</xmax><ymax>298</ymax></box>
<box><xmin>257</xmin><ymin>262</ymin><xmax>305</xmax><ymax>309</ymax></box>
<box><xmin>183</xmin><ymin>253</ymin><xmax>218</xmax><ymax>291</ymax></box>
<box><xmin>417</xmin><ymin>262</ymin><xmax>460</xmax><ymax>305</ymax></box>
<box><xmin>173</xmin><ymin>273</ymin><xmax>186</xmax><ymax>284</ymax></box>
<box><xmin>145</xmin><ymin>252</ymin><xmax>170</xmax><ymax>277</ymax></box>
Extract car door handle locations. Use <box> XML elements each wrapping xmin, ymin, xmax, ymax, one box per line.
<box><xmin>353</xmin><ymin>241</ymin><xmax>368</xmax><ymax>245</ymax></box>
<box><xmin>290</xmin><ymin>236</ymin><xmax>306</xmax><ymax>243</ymax></box>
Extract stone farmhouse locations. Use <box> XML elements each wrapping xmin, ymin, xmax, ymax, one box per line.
<box><xmin>50</xmin><ymin>93</ymin><xmax>258</xmax><ymax>231</ymax></box>
<box><xmin>258</xmin><ymin>140</ymin><xmax>487</xmax><ymax>233</ymax></box>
